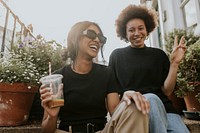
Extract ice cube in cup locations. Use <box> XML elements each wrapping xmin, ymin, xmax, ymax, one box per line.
<box><xmin>39</xmin><ymin>74</ymin><xmax>64</xmax><ymax>108</ymax></box>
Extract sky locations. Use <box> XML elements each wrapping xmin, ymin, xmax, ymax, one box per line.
<box><xmin>5</xmin><ymin>0</ymin><xmax>140</xmax><ymax>61</ymax></box>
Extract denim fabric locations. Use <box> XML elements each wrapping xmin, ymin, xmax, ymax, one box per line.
<box><xmin>144</xmin><ymin>93</ymin><xmax>190</xmax><ymax>133</ymax></box>
<box><xmin>167</xmin><ymin>113</ymin><xmax>190</xmax><ymax>133</ymax></box>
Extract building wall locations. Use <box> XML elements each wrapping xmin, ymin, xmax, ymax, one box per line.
<box><xmin>141</xmin><ymin>0</ymin><xmax>200</xmax><ymax>49</ymax></box>
<box><xmin>0</xmin><ymin>26</ymin><xmax>3</xmax><ymax>51</ymax></box>
<box><xmin>194</xmin><ymin>0</ymin><xmax>200</xmax><ymax>34</ymax></box>
<box><xmin>163</xmin><ymin>0</ymin><xmax>185</xmax><ymax>32</ymax></box>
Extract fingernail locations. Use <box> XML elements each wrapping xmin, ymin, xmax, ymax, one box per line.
<box><xmin>142</xmin><ymin>111</ymin><xmax>146</xmax><ymax>115</ymax></box>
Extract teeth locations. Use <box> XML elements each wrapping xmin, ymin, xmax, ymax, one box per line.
<box><xmin>90</xmin><ymin>45</ymin><xmax>98</xmax><ymax>50</ymax></box>
<box><xmin>134</xmin><ymin>37</ymin><xmax>142</xmax><ymax>41</ymax></box>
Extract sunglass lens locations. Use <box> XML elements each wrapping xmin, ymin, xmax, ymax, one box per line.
<box><xmin>99</xmin><ymin>35</ymin><xmax>107</xmax><ymax>44</ymax></box>
<box><xmin>84</xmin><ymin>30</ymin><xmax>107</xmax><ymax>44</ymax></box>
<box><xmin>87</xmin><ymin>30</ymin><xmax>97</xmax><ymax>40</ymax></box>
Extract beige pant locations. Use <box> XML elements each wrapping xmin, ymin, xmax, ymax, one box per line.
<box><xmin>55</xmin><ymin>102</ymin><xmax>149</xmax><ymax>133</ymax></box>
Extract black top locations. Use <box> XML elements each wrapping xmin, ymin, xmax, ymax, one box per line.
<box><xmin>55</xmin><ymin>63</ymin><xmax>120</xmax><ymax>125</ymax></box>
<box><xmin>109</xmin><ymin>45</ymin><xmax>176</xmax><ymax>113</ymax></box>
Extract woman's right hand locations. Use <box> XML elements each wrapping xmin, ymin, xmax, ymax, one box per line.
<box><xmin>39</xmin><ymin>84</ymin><xmax>61</xmax><ymax>117</ymax></box>
<box><xmin>122</xmin><ymin>91</ymin><xmax>150</xmax><ymax>115</ymax></box>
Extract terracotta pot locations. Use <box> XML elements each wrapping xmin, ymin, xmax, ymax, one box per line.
<box><xmin>184</xmin><ymin>82</ymin><xmax>200</xmax><ymax>112</ymax></box>
<box><xmin>168</xmin><ymin>92</ymin><xmax>186</xmax><ymax>114</ymax></box>
<box><xmin>0</xmin><ymin>83</ymin><xmax>38</xmax><ymax>126</ymax></box>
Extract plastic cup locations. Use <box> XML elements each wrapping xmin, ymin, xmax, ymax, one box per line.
<box><xmin>39</xmin><ymin>74</ymin><xmax>64</xmax><ymax>108</ymax></box>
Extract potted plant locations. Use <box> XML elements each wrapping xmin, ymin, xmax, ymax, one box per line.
<box><xmin>24</xmin><ymin>35</ymin><xmax>65</xmax><ymax>120</ymax></box>
<box><xmin>164</xmin><ymin>29</ymin><xmax>200</xmax><ymax>113</ymax></box>
<box><xmin>165</xmin><ymin>29</ymin><xmax>199</xmax><ymax>56</ymax></box>
<box><xmin>175</xmin><ymin>39</ymin><xmax>200</xmax><ymax>112</ymax></box>
<box><xmin>0</xmin><ymin>48</ymin><xmax>42</xmax><ymax>126</ymax></box>
<box><xmin>0</xmin><ymin>35</ymin><xmax>64</xmax><ymax>126</ymax></box>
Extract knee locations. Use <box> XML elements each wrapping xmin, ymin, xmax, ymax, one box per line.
<box><xmin>143</xmin><ymin>93</ymin><xmax>162</xmax><ymax>104</ymax></box>
<box><xmin>125</xmin><ymin>102</ymin><xmax>149</xmax><ymax>122</ymax></box>
<box><xmin>143</xmin><ymin>93</ymin><xmax>166</xmax><ymax>111</ymax></box>
<box><xmin>126</xmin><ymin>102</ymin><xmax>148</xmax><ymax>118</ymax></box>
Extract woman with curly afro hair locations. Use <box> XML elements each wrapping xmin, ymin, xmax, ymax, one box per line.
<box><xmin>109</xmin><ymin>4</ymin><xmax>190</xmax><ymax>133</ymax></box>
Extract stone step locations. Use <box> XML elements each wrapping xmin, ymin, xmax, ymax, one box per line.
<box><xmin>0</xmin><ymin>121</ymin><xmax>42</xmax><ymax>133</ymax></box>
<box><xmin>183</xmin><ymin>118</ymin><xmax>200</xmax><ymax>133</ymax></box>
<box><xmin>0</xmin><ymin>118</ymin><xmax>199</xmax><ymax>133</ymax></box>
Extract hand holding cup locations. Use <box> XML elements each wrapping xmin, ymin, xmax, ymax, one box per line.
<box><xmin>40</xmin><ymin>74</ymin><xmax>64</xmax><ymax>108</ymax></box>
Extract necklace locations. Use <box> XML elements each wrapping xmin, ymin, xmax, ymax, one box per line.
<box><xmin>71</xmin><ymin>63</ymin><xmax>92</xmax><ymax>74</ymax></box>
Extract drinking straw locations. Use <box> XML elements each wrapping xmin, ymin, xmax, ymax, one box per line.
<box><xmin>49</xmin><ymin>62</ymin><xmax>52</xmax><ymax>75</ymax></box>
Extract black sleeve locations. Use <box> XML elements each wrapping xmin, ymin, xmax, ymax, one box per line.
<box><xmin>109</xmin><ymin>50</ymin><xmax>123</xmax><ymax>94</ymax></box>
<box><xmin>53</xmin><ymin>66</ymin><xmax>66</xmax><ymax>75</ymax></box>
<box><xmin>106</xmin><ymin>66</ymin><xmax>122</xmax><ymax>94</ymax></box>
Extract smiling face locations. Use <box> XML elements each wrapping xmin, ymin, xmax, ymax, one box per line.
<box><xmin>126</xmin><ymin>18</ymin><xmax>148</xmax><ymax>48</ymax></box>
<box><xmin>77</xmin><ymin>24</ymin><xmax>103</xmax><ymax>60</ymax></box>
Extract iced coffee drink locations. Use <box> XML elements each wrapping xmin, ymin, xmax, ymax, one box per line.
<box><xmin>40</xmin><ymin>74</ymin><xmax>64</xmax><ymax>108</ymax></box>
<box><xmin>48</xmin><ymin>99</ymin><xmax>64</xmax><ymax>108</ymax></box>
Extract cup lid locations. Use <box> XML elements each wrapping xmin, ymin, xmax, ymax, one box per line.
<box><xmin>39</xmin><ymin>74</ymin><xmax>63</xmax><ymax>83</ymax></box>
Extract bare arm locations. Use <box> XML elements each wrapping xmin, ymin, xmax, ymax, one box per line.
<box><xmin>106</xmin><ymin>92</ymin><xmax>120</xmax><ymax>116</ymax></box>
<box><xmin>41</xmin><ymin>111</ymin><xmax>58</xmax><ymax>133</ymax></box>
<box><xmin>162</xmin><ymin>36</ymin><xmax>186</xmax><ymax>96</ymax></box>
<box><xmin>162</xmin><ymin>63</ymin><xmax>179</xmax><ymax>96</ymax></box>
<box><xmin>40</xmin><ymin>84</ymin><xmax>62</xmax><ymax>133</ymax></box>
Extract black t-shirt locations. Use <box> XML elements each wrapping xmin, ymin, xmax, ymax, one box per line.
<box><xmin>109</xmin><ymin>45</ymin><xmax>176</xmax><ymax>113</ymax></box>
<box><xmin>55</xmin><ymin>63</ymin><xmax>120</xmax><ymax>125</ymax></box>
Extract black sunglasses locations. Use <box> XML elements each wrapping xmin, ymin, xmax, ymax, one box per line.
<box><xmin>82</xmin><ymin>29</ymin><xmax>107</xmax><ymax>44</ymax></box>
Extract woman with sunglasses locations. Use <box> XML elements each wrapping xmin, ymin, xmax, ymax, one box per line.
<box><xmin>40</xmin><ymin>21</ymin><xmax>150</xmax><ymax>133</ymax></box>
<box><xmin>109</xmin><ymin>5</ymin><xmax>189</xmax><ymax>133</ymax></box>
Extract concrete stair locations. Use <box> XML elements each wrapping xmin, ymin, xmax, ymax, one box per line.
<box><xmin>0</xmin><ymin>121</ymin><xmax>42</xmax><ymax>133</ymax></box>
<box><xmin>183</xmin><ymin>118</ymin><xmax>200</xmax><ymax>133</ymax></box>
<box><xmin>0</xmin><ymin>117</ymin><xmax>199</xmax><ymax>133</ymax></box>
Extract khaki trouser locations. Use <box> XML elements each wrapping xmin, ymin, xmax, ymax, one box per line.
<box><xmin>55</xmin><ymin>102</ymin><xmax>149</xmax><ymax>133</ymax></box>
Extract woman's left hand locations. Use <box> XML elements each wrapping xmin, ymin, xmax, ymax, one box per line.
<box><xmin>170</xmin><ymin>36</ymin><xmax>187</xmax><ymax>64</ymax></box>
<box><xmin>122</xmin><ymin>91</ymin><xmax>150</xmax><ymax>115</ymax></box>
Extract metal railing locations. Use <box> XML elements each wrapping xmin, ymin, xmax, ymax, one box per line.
<box><xmin>0</xmin><ymin>0</ymin><xmax>37</xmax><ymax>57</ymax></box>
